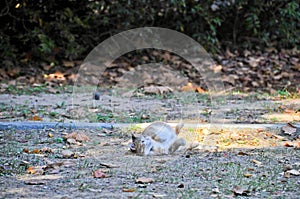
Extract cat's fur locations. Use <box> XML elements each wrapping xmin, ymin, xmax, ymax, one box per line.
<box><xmin>130</xmin><ymin>122</ymin><xmax>186</xmax><ymax>156</ymax></box>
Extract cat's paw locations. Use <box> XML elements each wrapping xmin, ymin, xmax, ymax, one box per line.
<box><xmin>129</xmin><ymin>143</ymin><xmax>136</xmax><ymax>152</ymax></box>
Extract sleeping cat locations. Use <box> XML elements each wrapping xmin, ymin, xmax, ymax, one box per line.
<box><xmin>130</xmin><ymin>122</ymin><xmax>186</xmax><ymax>156</ymax></box>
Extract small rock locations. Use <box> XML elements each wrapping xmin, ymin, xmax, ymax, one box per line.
<box><xmin>61</xmin><ymin>150</ymin><xmax>74</xmax><ymax>158</ymax></box>
<box><xmin>67</xmin><ymin>138</ymin><xmax>77</xmax><ymax>145</ymax></box>
<box><xmin>135</xmin><ymin>177</ymin><xmax>154</xmax><ymax>184</ymax></box>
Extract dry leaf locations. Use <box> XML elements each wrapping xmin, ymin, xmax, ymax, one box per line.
<box><xmin>282</xmin><ymin>123</ymin><xmax>297</xmax><ymax>135</ymax></box>
<box><xmin>212</xmin><ymin>187</ymin><xmax>220</xmax><ymax>193</ymax></box>
<box><xmin>144</xmin><ymin>86</ymin><xmax>173</xmax><ymax>95</ymax></box>
<box><xmin>46</xmin><ymin>72</ymin><xmax>66</xmax><ymax>81</ymax></box>
<box><xmin>248</xmin><ymin>167</ymin><xmax>255</xmax><ymax>171</ymax></box>
<box><xmin>75</xmin><ymin>132</ymin><xmax>90</xmax><ymax>142</ymax></box>
<box><xmin>65</xmin><ymin>132</ymin><xmax>89</xmax><ymax>142</ymax></box>
<box><xmin>195</xmin><ymin>87</ymin><xmax>205</xmax><ymax>93</ymax></box>
<box><xmin>7</xmin><ymin>67</ymin><xmax>20</xmax><ymax>77</ymax></box>
<box><xmin>286</xmin><ymin>169</ymin><xmax>300</xmax><ymax>176</ymax></box>
<box><xmin>181</xmin><ymin>82</ymin><xmax>205</xmax><ymax>93</ymax></box>
<box><xmin>244</xmin><ymin>173</ymin><xmax>253</xmax><ymax>178</ymax></box>
<box><xmin>122</xmin><ymin>188</ymin><xmax>136</xmax><ymax>192</ymax></box>
<box><xmin>27</xmin><ymin>166</ymin><xmax>45</xmax><ymax>175</ymax></box>
<box><xmin>284</xmin><ymin>164</ymin><xmax>293</xmax><ymax>171</ymax></box>
<box><xmin>232</xmin><ymin>185</ymin><xmax>250</xmax><ymax>196</ymax></box>
<box><xmin>284</xmin><ymin>171</ymin><xmax>291</xmax><ymax>178</ymax></box>
<box><xmin>237</xmin><ymin>151</ymin><xmax>249</xmax><ymax>156</ymax></box>
<box><xmin>28</xmin><ymin>115</ymin><xmax>43</xmax><ymax>121</ymax></box>
<box><xmin>284</xmin><ymin>142</ymin><xmax>294</xmax><ymax>147</ymax></box>
<box><xmin>41</xmin><ymin>147</ymin><xmax>52</xmax><ymax>153</ymax></box>
<box><xmin>181</xmin><ymin>82</ymin><xmax>195</xmax><ymax>92</ymax></box>
<box><xmin>23</xmin><ymin>148</ymin><xmax>29</xmax><ymax>153</ymax></box>
<box><xmin>135</xmin><ymin>177</ymin><xmax>154</xmax><ymax>184</ymax></box>
<box><xmin>67</xmin><ymin>138</ymin><xmax>77</xmax><ymax>145</ymax></box>
<box><xmin>62</xmin><ymin>60</ymin><xmax>75</xmax><ymax>67</ymax></box>
<box><xmin>251</xmin><ymin>159</ymin><xmax>262</xmax><ymax>166</ymax></box>
<box><xmin>100</xmin><ymin>162</ymin><xmax>119</xmax><ymax>168</ymax></box>
<box><xmin>93</xmin><ymin>169</ymin><xmax>108</xmax><ymax>178</ymax></box>
<box><xmin>32</xmin><ymin>148</ymin><xmax>40</xmax><ymax>154</ymax></box>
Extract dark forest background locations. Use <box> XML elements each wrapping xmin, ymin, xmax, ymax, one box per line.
<box><xmin>0</xmin><ymin>0</ymin><xmax>299</xmax><ymax>92</ymax></box>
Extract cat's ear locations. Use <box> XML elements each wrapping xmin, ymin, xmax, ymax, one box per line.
<box><xmin>131</xmin><ymin>133</ymin><xmax>137</xmax><ymax>141</ymax></box>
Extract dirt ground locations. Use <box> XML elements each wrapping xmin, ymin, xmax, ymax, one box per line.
<box><xmin>0</xmin><ymin>90</ymin><xmax>299</xmax><ymax>124</ymax></box>
<box><xmin>0</xmin><ymin>90</ymin><xmax>300</xmax><ymax>198</ymax></box>
<box><xmin>0</xmin><ymin>126</ymin><xmax>300</xmax><ymax>199</ymax></box>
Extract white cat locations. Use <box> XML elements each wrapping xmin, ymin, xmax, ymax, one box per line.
<box><xmin>130</xmin><ymin>122</ymin><xmax>186</xmax><ymax>156</ymax></box>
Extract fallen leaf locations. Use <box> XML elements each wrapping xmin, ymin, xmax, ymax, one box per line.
<box><xmin>232</xmin><ymin>185</ymin><xmax>250</xmax><ymax>196</ymax></box>
<box><xmin>62</xmin><ymin>60</ymin><xmax>75</xmax><ymax>67</ymax></box>
<box><xmin>284</xmin><ymin>171</ymin><xmax>291</xmax><ymax>178</ymax></box>
<box><xmin>284</xmin><ymin>164</ymin><xmax>293</xmax><ymax>171</ymax></box>
<box><xmin>212</xmin><ymin>187</ymin><xmax>220</xmax><ymax>193</ymax></box>
<box><xmin>244</xmin><ymin>173</ymin><xmax>253</xmax><ymax>178</ymax></box>
<box><xmin>181</xmin><ymin>82</ymin><xmax>195</xmax><ymax>92</ymax></box>
<box><xmin>251</xmin><ymin>159</ymin><xmax>262</xmax><ymax>166</ymax></box>
<box><xmin>21</xmin><ymin>160</ymin><xmax>30</xmax><ymax>165</ymax></box>
<box><xmin>48</xmin><ymin>133</ymin><xmax>54</xmax><ymax>138</ymax></box>
<box><xmin>135</xmin><ymin>177</ymin><xmax>154</xmax><ymax>184</ymax></box>
<box><xmin>32</xmin><ymin>148</ymin><xmax>40</xmax><ymax>154</ymax></box>
<box><xmin>144</xmin><ymin>86</ymin><xmax>173</xmax><ymax>95</ymax></box>
<box><xmin>41</xmin><ymin>147</ymin><xmax>52</xmax><ymax>153</ymax></box>
<box><xmin>248</xmin><ymin>167</ymin><xmax>255</xmax><ymax>171</ymax></box>
<box><xmin>27</xmin><ymin>166</ymin><xmax>45</xmax><ymax>175</ymax></box>
<box><xmin>28</xmin><ymin>115</ymin><xmax>43</xmax><ymax>121</ymax></box>
<box><xmin>195</xmin><ymin>87</ymin><xmax>205</xmax><ymax>93</ymax></box>
<box><xmin>67</xmin><ymin>138</ymin><xmax>77</xmax><ymax>145</ymax></box>
<box><xmin>23</xmin><ymin>148</ymin><xmax>29</xmax><ymax>153</ymax></box>
<box><xmin>284</xmin><ymin>142</ymin><xmax>294</xmax><ymax>147</ymax></box>
<box><xmin>46</xmin><ymin>72</ymin><xmax>66</xmax><ymax>81</ymax></box>
<box><xmin>100</xmin><ymin>162</ymin><xmax>119</xmax><ymax>168</ymax></box>
<box><xmin>75</xmin><ymin>132</ymin><xmax>90</xmax><ymax>142</ymax></box>
<box><xmin>237</xmin><ymin>151</ymin><xmax>249</xmax><ymax>156</ymax></box>
<box><xmin>64</xmin><ymin>132</ymin><xmax>89</xmax><ymax>142</ymax></box>
<box><xmin>286</xmin><ymin>169</ymin><xmax>300</xmax><ymax>176</ymax></box>
<box><xmin>272</xmin><ymin>134</ymin><xmax>285</xmax><ymax>140</ymax></box>
<box><xmin>93</xmin><ymin>169</ymin><xmax>108</xmax><ymax>178</ymax></box>
<box><xmin>224</xmin><ymin>142</ymin><xmax>231</xmax><ymax>146</ymax></box>
<box><xmin>282</xmin><ymin>123</ymin><xmax>297</xmax><ymax>135</ymax></box>
<box><xmin>122</xmin><ymin>188</ymin><xmax>136</xmax><ymax>192</ymax></box>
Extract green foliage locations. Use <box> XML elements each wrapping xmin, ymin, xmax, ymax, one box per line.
<box><xmin>0</xmin><ymin>0</ymin><xmax>299</xmax><ymax>67</ymax></box>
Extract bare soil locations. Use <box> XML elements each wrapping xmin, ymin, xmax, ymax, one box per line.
<box><xmin>0</xmin><ymin>90</ymin><xmax>300</xmax><ymax>198</ymax></box>
<box><xmin>0</xmin><ymin>91</ymin><xmax>299</xmax><ymax>124</ymax></box>
<box><xmin>0</xmin><ymin>126</ymin><xmax>299</xmax><ymax>199</ymax></box>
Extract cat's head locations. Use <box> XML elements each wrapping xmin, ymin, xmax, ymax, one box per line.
<box><xmin>130</xmin><ymin>134</ymin><xmax>152</xmax><ymax>155</ymax></box>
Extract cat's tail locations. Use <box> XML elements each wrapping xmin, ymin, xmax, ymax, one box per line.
<box><xmin>175</xmin><ymin>122</ymin><xmax>184</xmax><ymax>135</ymax></box>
